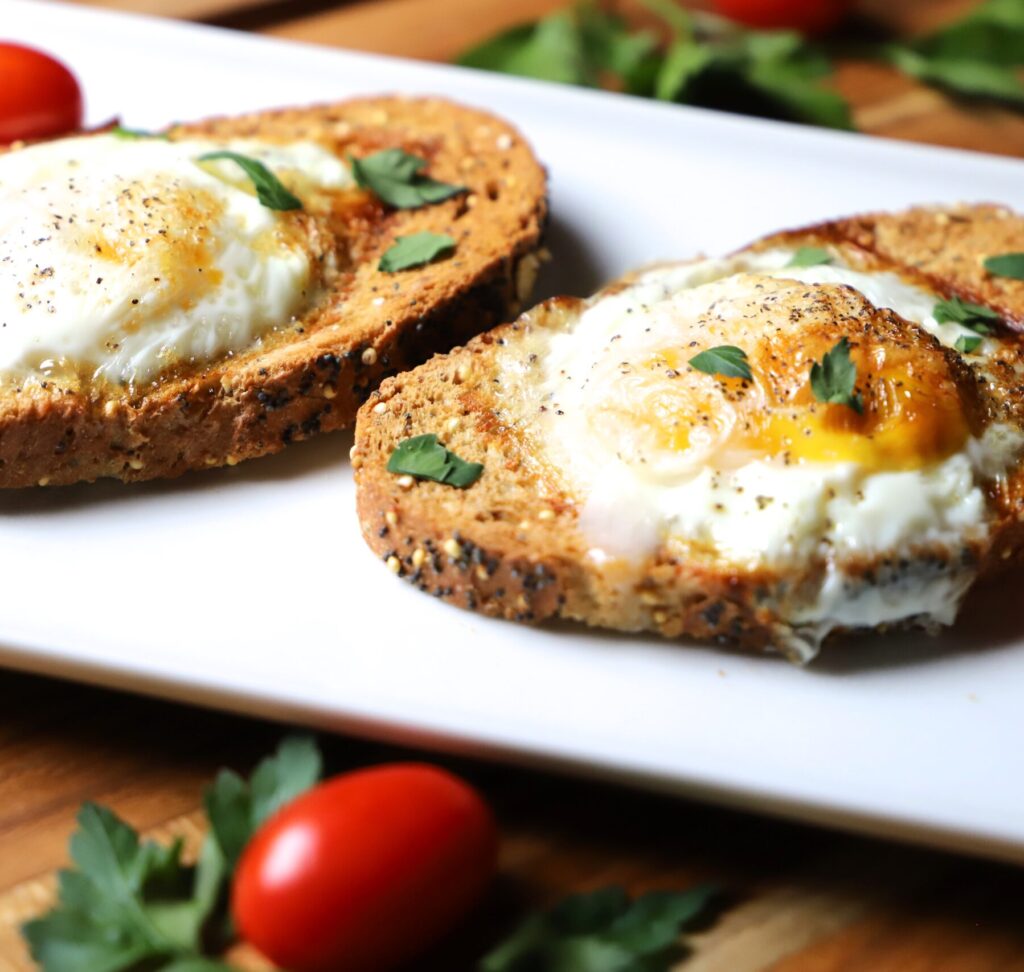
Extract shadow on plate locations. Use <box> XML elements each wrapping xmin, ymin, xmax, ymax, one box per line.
<box><xmin>532</xmin><ymin>214</ymin><xmax>609</xmax><ymax>303</ymax></box>
<box><xmin>0</xmin><ymin>427</ymin><xmax>354</xmax><ymax>517</ymax></box>
<box><xmin>539</xmin><ymin>565</ymin><xmax>1024</xmax><ymax>675</ymax></box>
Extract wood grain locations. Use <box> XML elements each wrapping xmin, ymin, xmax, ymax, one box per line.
<box><xmin>6</xmin><ymin>667</ymin><xmax>1024</xmax><ymax>970</ymax></box>
<box><xmin>56</xmin><ymin>0</ymin><xmax>279</xmax><ymax>20</ymax></box>
<box><xmin>3</xmin><ymin>669</ymin><xmax>1024</xmax><ymax>971</ymax></box>
<box><xmin>5</xmin><ymin>0</ymin><xmax>1024</xmax><ymax>969</ymax></box>
<box><xmin>265</xmin><ymin>0</ymin><xmax>568</xmax><ymax>60</ymax></box>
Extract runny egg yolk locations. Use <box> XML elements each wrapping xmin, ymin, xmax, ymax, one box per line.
<box><xmin>638</xmin><ymin>339</ymin><xmax>970</xmax><ymax>474</ymax></box>
<box><xmin>755</xmin><ymin>354</ymin><xmax>969</xmax><ymax>471</ymax></box>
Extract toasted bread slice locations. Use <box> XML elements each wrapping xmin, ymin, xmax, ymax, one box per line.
<box><xmin>353</xmin><ymin>204</ymin><xmax>1024</xmax><ymax>660</ymax></box>
<box><xmin>0</xmin><ymin>96</ymin><xmax>547</xmax><ymax>487</ymax></box>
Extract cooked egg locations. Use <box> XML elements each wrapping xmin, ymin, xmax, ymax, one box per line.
<box><xmin>515</xmin><ymin>249</ymin><xmax>1024</xmax><ymax>660</ymax></box>
<box><xmin>0</xmin><ymin>133</ymin><xmax>352</xmax><ymax>387</ymax></box>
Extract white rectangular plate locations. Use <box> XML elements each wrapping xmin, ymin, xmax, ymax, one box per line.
<box><xmin>6</xmin><ymin>0</ymin><xmax>1024</xmax><ymax>864</ymax></box>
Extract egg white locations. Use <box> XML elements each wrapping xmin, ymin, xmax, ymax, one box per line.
<box><xmin>0</xmin><ymin>133</ymin><xmax>352</xmax><ymax>387</ymax></box>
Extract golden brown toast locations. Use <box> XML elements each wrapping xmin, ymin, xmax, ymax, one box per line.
<box><xmin>0</xmin><ymin>96</ymin><xmax>547</xmax><ymax>487</ymax></box>
<box><xmin>352</xmin><ymin>205</ymin><xmax>1024</xmax><ymax>660</ymax></box>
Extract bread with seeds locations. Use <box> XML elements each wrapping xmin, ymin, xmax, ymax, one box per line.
<box><xmin>354</xmin><ymin>204</ymin><xmax>1024</xmax><ymax>661</ymax></box>
<box><xmin>0</xmin><ymin>96</ymin><xmax>547</xmax><ymax>487</ymax></box>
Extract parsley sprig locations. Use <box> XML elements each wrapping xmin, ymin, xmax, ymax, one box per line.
<box><xmin>933</xmin><ymin>296</ymin><xmax>1000</xmax><ymax>333</ymax></box>
<box><xmin>481</xmin><ymin>885</ymin><xmax>720</xmax><ymax>972</ymax></box>
<box><xmin>881</xmin><ymin>0</ymin><xmax>1024</xmax><ymax>108</ymax></box>
<box><xmin>786</xmin><ymin>246</ymin><xmax>832</xmax><ymax>268</ymax></box>
<box><xmin>810</xmin><ymin>337</ymin><xmax>863</xmax><ymax>413</ymax></box>
<box><xmin>198</xmin><ymin>151</ymin><xmax>302</xmax><ymax>211</ymax></box>
<box><xmin>954</xmin><ymin>334</ymin><xmax>982</xmax><ymax>354</ymax></box>
<box><xmin>379</xmin><ymin>232</ymin><xmax>456</xmax><ymax>273</ymax></box>
<box><xmin>689</xmin><ymin>344</ymin><xmax>752</xmax><ymax>380</ymax></box>
<box><xmin>387</xmin><ymin>433</ymin><xmax>483</xmax><ymax>487</ymax></box>
<box><xmin>984</xmin><ymin>252</ymin><xmax>1024</xmax><ymax>281</ymax></box>
<box><xmin>352</xmin><ymin>148</ymin><xmax>465</xmax><ymax>209</ymax></box>
<box><xmin>22</xmin><ymin>737</ymin><xmax>321</xmax><ymax>972</ymax></box>
<box><xmin>111</xmin><ymin>125</ymin><xmax>167</xmax><ymax>140</ymax></box>
<box><xmin>458</xmin><ymin>2</ymin><xmax>852</xmax><ymax>130</ymax></box>
<box><xmin>457</xmin><ymin>0</ymin><xmax>1024</xmax><ymax>133</ymax></box>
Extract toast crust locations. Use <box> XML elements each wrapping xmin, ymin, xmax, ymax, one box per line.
<box><xmin>0</xmin><ymin>96</ymin><xmax>548</xmax><ymax>487</ymax></box>
<box><xmin>353</xmin><ymin>204</ymin><xmax>1024</xmax><ymax>657</ymax></box>
<box><xmin>782</xmin><ymin>204</ymin><xmax>1024</xmax><ymax>330</ymax></box>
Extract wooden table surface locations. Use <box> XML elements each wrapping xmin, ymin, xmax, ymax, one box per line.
<box><xmin>5</xmin><ymin>1</ymin><xmax>1024</xmax><ymax>969</ymax></box>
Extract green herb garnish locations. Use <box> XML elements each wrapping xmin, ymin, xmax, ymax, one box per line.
<box><xmin>933</xmin><ymin>296</ymin><xmax>1000</xmax><ymax>333</ymax></box>
<box><xmin>111</xmin><ymin>124</ymin><xmax>166</xmax><ymax>139</ymax></box>
<box><xmin>387</xmin><ymin>433</ymin><xmax>482</xmax><ymax>488</ymax></box>
<box><xmin>22</xmin><ymin>803</ymin><xmax>223</xmax><ymax>972</ymax></box>
<box><xmin>379</xmin><ymin>232</ymin><xmax>456</xmax><ymax>273</ymax></box>
<box><xmin>882</xmin><ymin>0</ymin><xmax>1024</xmax><ymax>108</ymax></box>
<box><xmin>954</xmin><ymin>334</ymin><xmax>983</xmax><ymax>354</ymax></box>
<box><xmin>460</xmin><ymin>11</ymin><xmax>589</xmax><ymax>85</ymax></box>
<box><xmin>457</xmin><ymin>3</ymin><xmax>852</xmax><ymax>130</ymax></box>
<box><xmin>204</xmin><ymin>736</ymin><xmax>321</xmax><ymax>870</ymax></box>
<box><xmin>786</xmin><ymin>246</ymin><xmax>832</xmax><ymax>268</ymax></box>
<box><xmin>810</xmin><ymin>337</ymin><xmax>862</xmax><ymax>413</ymax></box>
<box><xmin>351</xmin><ymin>148</ymin><xmax>464</xmax><ymax>209</ymax></box>
<box><xmin>22</xmin><ymin>737</ymin><xmax>321</xmax><ymax>972</ymax></box>
<box><xmin>655</xmin><ymin>40</ymin><xmax>715</xmax><ymax>102</ymax></box>
<box><xmin>457</xmin><ymin>0</ymin><xmax>1024</xmax><ymax>134</ymax></box>
<box><xmin>480</xmin><ymin>884</ymin><xmax>720</xmax><ymax>972</ymax></box>
<box><xmin>688</xmin><ymin>345</ymin><xmax>752</xmax><ymax>380</ymax></box>
<box><xmin>198</xmin><ymin>151</ymin><xmax>302</xmax><ymax>211</ymax></box>
<box><xmin>885</xmin><ymin>46</ymin><xmax>1024</xmax><ymax>105</ymax></box>
<box><xmin>984</xmin><ymin>252</ymin><xmax>1024</xmax><ymax>281</ymax></box>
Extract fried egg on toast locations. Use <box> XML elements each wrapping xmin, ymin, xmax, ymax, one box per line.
<box><xmin>354</xmin><ymin>205</ymin><xmax>1024</xmax><ymax>661</ymax></box>
<box><xmin>0</xmin><ymin>97</ymin><xmax>547</xmax><ymax>487</ymax></box>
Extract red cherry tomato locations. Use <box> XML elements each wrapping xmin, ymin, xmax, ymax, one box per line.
<box><xmin>232</xmin><ymin>763</ymin><xmax>498</xmax><ymax>972</ymax></box>
<box><xmin>712</xmin><ymin>0</ymin><xmax>854</xmax><ymax>34</ymax></box>
<box><xmin>0</xmin><ymin>43</ymin><xmax>83</xmax><ymax>144</ymax></box>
